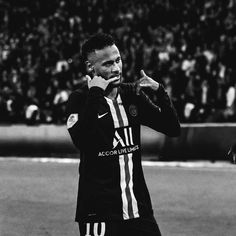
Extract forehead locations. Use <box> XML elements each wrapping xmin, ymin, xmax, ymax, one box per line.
<box><xmin>88</xmin><ymin>44</ymin><xmax>120</xmax><ymax>64</ymax></box>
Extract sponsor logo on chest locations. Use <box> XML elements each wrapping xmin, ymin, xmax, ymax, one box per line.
<box><xmin>98</xmin><ymin>127</ymin><xmax>139</xmax><ymax>157</ymax></box>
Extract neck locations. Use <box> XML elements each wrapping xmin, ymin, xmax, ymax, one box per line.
<box><xmin>105</xmin><ymin>87</ymin><xmax>118</xmax><ymax>100</ymax></box>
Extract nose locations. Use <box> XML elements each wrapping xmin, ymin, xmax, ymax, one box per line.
<box><xmin>111</xmin><ymin>62</ymin><xmax>120</xmax><ymax>74</ymax></box>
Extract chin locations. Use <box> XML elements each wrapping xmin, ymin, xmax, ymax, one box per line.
<box><xmin>111</xmin><ymin>79</ymin><xmax>122</xmax><ymax>87</ymax></box>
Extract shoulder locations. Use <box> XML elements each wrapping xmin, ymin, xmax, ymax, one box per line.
<box><xmin>68</xmin><ymin>87</ymin><xmax>88</xmax><ymax>102</ymax></box>
<box><xmin>66</xmin><ymin>88</ymin><xmax>88</xmax><ymax>113</ymax></box>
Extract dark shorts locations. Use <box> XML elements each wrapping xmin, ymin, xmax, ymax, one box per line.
<box><xmin>78</xmin><ymin>215</ymin><xmax>162</xmax><ymax>236</ymax></box>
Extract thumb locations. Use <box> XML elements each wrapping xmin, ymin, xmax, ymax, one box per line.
<box><xmin>86</xmin><ymin>75</ymin><xmax>91</xmax><ymax>81</ymax></box>
<box><xmin>86</xmin><ymin>75</ymin><xmax>91</xmax><ymax>83</ymax></box>
<box><xmin>86</xmin><ymin>75</ymin><xmax>92</xmax><ymax>88</ymax></box>
<box><xmin>140</xmin><ymin>70</ymin><xmax>147</xmax><ymax>77</ymax></box>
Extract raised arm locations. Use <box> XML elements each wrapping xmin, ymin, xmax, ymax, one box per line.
<box><xmin>136</xmin><ymin>70</ymin><xmax>181</xmax><ymax>137</ymax></box>
<box><xmin>66</xmin><ymin>86</ymin><xmax>104</xmax><ymax>150</ymax></box>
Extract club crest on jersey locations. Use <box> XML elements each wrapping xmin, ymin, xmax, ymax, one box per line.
<box><xmin>67</xmin><ymin>113</ymin><xmax>78</xmax><ymax>129</ymax></box>
<box><xmin>129</xmin><ymin>104</ymin><xmax>138</xmax><ymax>117</ymax></box>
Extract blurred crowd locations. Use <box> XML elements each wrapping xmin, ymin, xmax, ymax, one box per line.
<box><xmin>1</xmin><ymin>0</ymin><xmax>236</xmax><ymax>124</ymax></box>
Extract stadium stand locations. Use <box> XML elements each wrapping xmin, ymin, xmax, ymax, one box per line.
<box><xmin>0</xmin><ymin>0</ymin><xmax>236</xmax><ymax>124</ymax></box>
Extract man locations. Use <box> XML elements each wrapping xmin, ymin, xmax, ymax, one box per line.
<box><xmin>66</xmin><ymin>33</ymin><xmax>180</xmax><ymax>236</ymax></box>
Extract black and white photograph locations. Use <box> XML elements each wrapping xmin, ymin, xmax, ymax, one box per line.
<box><xmin>0</xmin><ymin>0</ymin><xmax>236</xmax><ymax>235</ymax></box>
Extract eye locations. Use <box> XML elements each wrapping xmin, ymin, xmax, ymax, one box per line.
<box><xmin>104</xmin><ymin>62</ymin><xmax>112</xmax><ymax>67</ymax></box>
<box><xmin>116</xmin><ymin>57</ymin><xmax>121</xmax><ymax>63</ymax></box>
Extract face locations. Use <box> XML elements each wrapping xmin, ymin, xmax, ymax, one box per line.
<box><xmin>86</xmin><ymin>44</ymin><xmax>123</xmax><ymax>87</ymax></box>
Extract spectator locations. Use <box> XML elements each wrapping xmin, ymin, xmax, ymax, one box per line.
<box><xmin>25</xmin><ymin>104</ymin><xmax>40</xmax><ymax>125</ymax></box>
<box><xmin>0</xmin><ymin>0</ymin><xmax>236</xmax><ymax>124</ymax></box>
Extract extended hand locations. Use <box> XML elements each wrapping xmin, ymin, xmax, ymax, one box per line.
<box><xmin>136</xmin><ymin>70</ymin><xmax>160</xmax><ymax>95</ymax></box>
<box><xmin>86</xmin><ymin>75</ymin><xmax>119</xmax><ymax>91</ymax></box>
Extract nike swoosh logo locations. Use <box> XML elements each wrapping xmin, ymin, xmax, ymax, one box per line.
<box><xmin>98</xmin><ymin>112</ymin><xmax>108</xmax><ymax>119</ymax></box>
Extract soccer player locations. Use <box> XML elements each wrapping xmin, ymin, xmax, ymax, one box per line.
<box><xmin>66</xmin><ymin>33</ymin><xmax>180</xmax><ymax>236</ymax></box>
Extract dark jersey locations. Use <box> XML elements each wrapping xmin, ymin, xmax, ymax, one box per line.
<box><xmin>66</xmin><ymin>83</ymin><xmax>180</xmax><ymax>223</ymax></box>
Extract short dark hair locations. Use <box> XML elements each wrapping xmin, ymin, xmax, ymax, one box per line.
<box><xmin>81</xmin><ymin>33</ymin><xmax>115</xmax><ymax>62</ymax></box>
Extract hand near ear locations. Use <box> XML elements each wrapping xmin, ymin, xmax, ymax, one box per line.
<box><xmin>136</xmin><ymin>70</ymin><xmax>160</xmax><ymax>95</ymax></box>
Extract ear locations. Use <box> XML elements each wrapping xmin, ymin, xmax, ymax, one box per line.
<box><xmin>85</xmin><ymin>61</ymin><xmax>95</xmax><ymax>75</ymax></box>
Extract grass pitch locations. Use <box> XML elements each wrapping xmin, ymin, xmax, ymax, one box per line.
<box><xmin>0</xmin><ymin>158</ymin><xmax>236</xmax><ymax>236</ymax></box>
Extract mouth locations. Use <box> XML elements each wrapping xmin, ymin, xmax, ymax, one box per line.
<box><xmin>109</xmin><ymin>75</ymin><xmax>122</xmax><ymax>87</ymax></box>
<box><xmin>110</xmin><ymin>74</ymin><xmax>120</xmax><ymax>79</ymax></box>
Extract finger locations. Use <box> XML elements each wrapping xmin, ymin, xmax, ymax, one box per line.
<box><xmin>107</xmin><ymin>76</ymin><xmax>120</xmax><ymax>84</ymax></box>
<box><xmin>136</xmin><ymin>85</ymin><xmax>140</xmax><ymax>95</ymax></box>
<box><xmin>86</xmin><ymin>75</ymin><xmax>92</xmax><ymax>88</ymax></box>
<box><xmin>135</xmin><ymin>78</ymin><xmax>144</xmax><ymax>95</ymax></box>
<box><xmin>136</xmin><ymin>77</ymin><xmax>145</xmax><ymax>85</ymax></box>
<box><xmin>139</xmin><ymin>83</ymin><xmax>150</xmax><ymax>87</ymax></box>
<box><xmin>136</xmin><ymin>82</ymin><xmax>143</xmax><ymax>95</ymax></box>
<box><xmin>86</xmin><ymin>75</ymin><xmax>91</xmax><ymax>82</ymax></box>
<box><xmin>140</xmin><ymin>69</ymin><xmax>147</xmax><ymax>78</ymax></box>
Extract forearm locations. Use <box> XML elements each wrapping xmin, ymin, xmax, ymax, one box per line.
<box><xmin>140</xmin><ymin>84</ymin><xmax>181</xmax><ymax>137</ymax></box>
